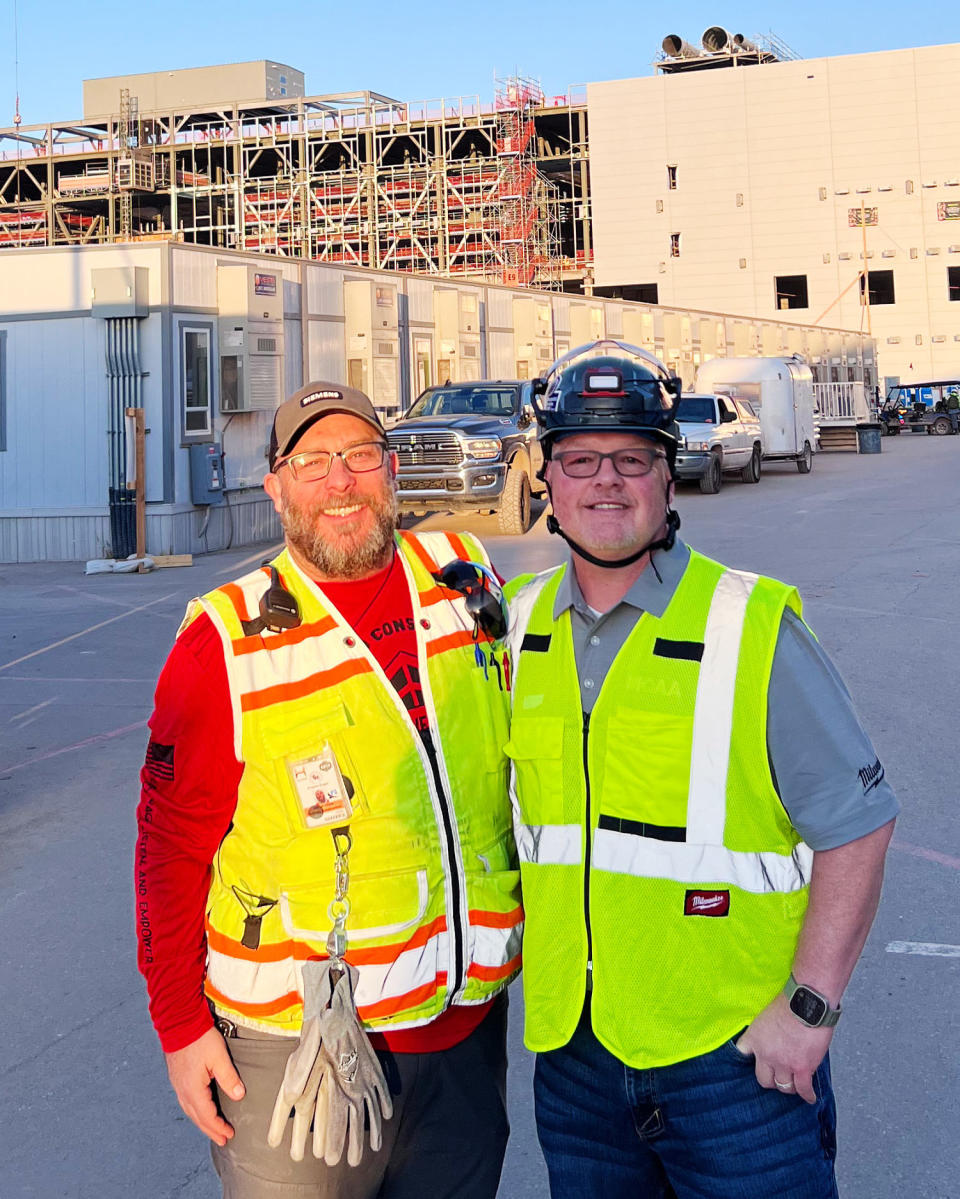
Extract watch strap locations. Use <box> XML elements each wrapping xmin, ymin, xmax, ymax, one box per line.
<box><xmin>784</xmin><ymin>972</ymin><xmax>842</xmax><ymax>1027</ymax></box>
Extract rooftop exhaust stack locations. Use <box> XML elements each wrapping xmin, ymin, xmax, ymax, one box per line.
<box><xmin>662</xmin><ymin>34</ymin><xmax>702</xmax><ymax>59</ymax></box>
<box><xmin>701</xmin><ymin>26</ymin><xmax>733</xmax><ymax>53</ymax></box>
<box><xmin>733</xmin><ymin>33</ymin><xmax>758</xmax><ymax>52</ymax></box>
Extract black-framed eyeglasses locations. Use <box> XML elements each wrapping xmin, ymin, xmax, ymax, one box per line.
<box><xmin>552</xmin><ymin>447</ymin><xmax>665</xmax><ymax>478</ymax></box>
<box><xmin>275</xmin><ymin>441</ymin><xmax>388</xmax><ymax>482</ymax></box>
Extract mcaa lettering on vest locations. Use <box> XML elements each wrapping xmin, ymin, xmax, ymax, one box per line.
<box><xmin>505</xmin><ymin>550</ymin><xmax>814</xmax><ymax>1069</ymax></box>
<box><xmin>184</xmin><ymin>530</ymin><xmax>522</xmax><ymax>1036</ymax></box>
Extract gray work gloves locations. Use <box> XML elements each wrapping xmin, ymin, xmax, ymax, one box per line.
<box><xmin>267</xmin><ymin>958</ymin><xmax>394</xmax><ymax>1166</ymax></box>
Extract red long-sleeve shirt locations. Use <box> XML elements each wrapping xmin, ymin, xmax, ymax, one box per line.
<box><xmin>136</xmin><ymin>553</ymin><xmax>491</xmax><ymax>1054</ymax></box>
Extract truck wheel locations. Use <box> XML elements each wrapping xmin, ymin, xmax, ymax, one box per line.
<box><xmin>797</xmin><ymin>441</ymin><xmax>813</xmax><ymax>473</ymax></box>
<box><xmin>699</xmin><ymin>452</ymin><xmax>723</xmax><ymax>494</ymax></box>
<box><xmin>740</xmin><ymin>445</ymin><xmax>762</xmax><ymax>484</ymax></box>
<box><xmin>932</xmin><ymin>417</ymin><xmax>952</xmax><ymax>436</ymax></box>
<box><xmin>498</xmin><ymin>468</ymin><xmax>533</xmax><ymax>535</ymax></box>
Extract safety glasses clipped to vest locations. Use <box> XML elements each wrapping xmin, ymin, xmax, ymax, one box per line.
<box><xmin>432</xmin><ymin>560</ymin><xmax>508</xmax><ymax>644</ymax></box>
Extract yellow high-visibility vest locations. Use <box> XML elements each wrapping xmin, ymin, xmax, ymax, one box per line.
<box><xmin>189</xmin><ymin>530</ymin><xmax>521</xmax><ymax>1036</ymax></box>
<box><xmin>505</xmin><ymin>549</ymin><xmax>810</xmax><ymax>1068</ymax></box>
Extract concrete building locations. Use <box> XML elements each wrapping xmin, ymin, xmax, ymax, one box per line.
<box><xmin>588</xmin><ymin>40</ymin><xmax>960</xmax><ymax>384</ymax></box>
<box><xmin>0</xmin><ymin>241</ymin><xmax>873</xmax><ymax>561</ymax></box>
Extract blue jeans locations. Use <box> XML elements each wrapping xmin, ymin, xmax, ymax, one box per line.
<box><xmin>534</xmin><ymin>1003</ymin><xmax>838</xmax><ymax>1199</ymax></box>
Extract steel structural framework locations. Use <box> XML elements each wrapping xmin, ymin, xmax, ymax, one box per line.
<box><xmin>0</xmin><ymin>80</ymin><xmax>590</xmax><ymax>289</ymax></box>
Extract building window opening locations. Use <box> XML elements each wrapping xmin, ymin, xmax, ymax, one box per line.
<box><xmin>860</xmin><ymin>270</ymin><xmax>895</xmax><ymax>306</ymax></box>
<box><xmin>774</xmin><ymin>275</ymin><xmax>809</xmax><ymax>310</ymax></box>
<box><xmin>670</xmin><ymin>233</ymin><xmax>681</xmax><ymax>258</ymax></box>
<box><xmin>667</xmin><ymin>165</ymin><xmax>677</xmax><ymax>190</ymax></box>
<box><xmin>948</xmin><ymin>266</ymin><xmax>960</xmax><ymax>301</ymax></box>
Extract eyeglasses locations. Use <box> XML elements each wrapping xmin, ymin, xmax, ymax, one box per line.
<box><xmin>552</xmin><ymin>447</ymin><xmax>665</xmax><ymax>478</ymax></box>
<box><xmin>275</xmin><ymin>441</ymin><xmax>388</xmax><ymax>482</ymax></box>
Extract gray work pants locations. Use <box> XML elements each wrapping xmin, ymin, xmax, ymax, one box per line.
<box><xmin>211</xmin><ymin>994</ymin><xmax>509</xmax><ymax>1199</ymax></box>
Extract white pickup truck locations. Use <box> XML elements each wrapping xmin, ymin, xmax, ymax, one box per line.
<box><xmin>673</xmin><ymin>393</ymin><xmax>764</xmax><ymax>494</ymax></box>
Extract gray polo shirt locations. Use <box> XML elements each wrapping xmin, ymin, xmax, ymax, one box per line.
<box><xmin>554</xmin><ymin>538</ymin><xmax>898</xmax><ymax>851</ymax></box>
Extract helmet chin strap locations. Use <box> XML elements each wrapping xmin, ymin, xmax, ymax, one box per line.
<box><xmin>544</xmin><ymin>474</ymin><xmax>681</xmax><ymax>571</ymax></box>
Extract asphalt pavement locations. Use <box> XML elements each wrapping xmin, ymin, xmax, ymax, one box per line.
<box><xmin>1</xmin><ymin>432</ymin><xmax>957</xmax><ymax>1198</ymax></box>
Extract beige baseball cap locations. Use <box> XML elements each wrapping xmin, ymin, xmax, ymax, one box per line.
<box><xmin>268</xmin><ymin>381</ymin><xmax>385</xmax><ymax>470</ymax></box>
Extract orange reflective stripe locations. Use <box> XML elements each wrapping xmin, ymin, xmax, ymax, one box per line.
<box><xmin>207</xmin><ymin>914</ymin><xmax>448</xmax><ymax>967</ymax></box>
<box><xmin>346</xmin><ymin>914</ymin><xmax>447</xmax><ymax>966</ymax></box>
<box><xmin>469</xmin><ymin>905</ymin><xmax>524</xmax><ymax>929</ymax></box>
<box><xmin>357</xmin><ymin>973</ymin><xmax>448</xmax><ymax>1021</ymax></box>
<box><xmin>402</xmin><ymin>532</ymin><xmax>440</xmax><ymax>574</ymax></box>
<box><xmin>420</xmin><ymin>584</ymin><xmax>459</xmax><ymax>607</ymax></box>
<box><xmin>206</xmin><ymin>924</ymin><xmax>295</xmax><ymax>963</ymax></box>
<box><xmin>231</xmin><ymin>615</ymin><xmax>338</xmax><ymax>656</ymax></box>
<box><xmin>220</xmin><ymin>582</ymin><xmax>255</xmax><ymax>623</ymax></box>
<box><xmin>446</xmin><ymin>532</ymin><xmax>471</xmax><ymax>561</ymax></box>
<box><xmin>427</xmin><ymin>628</ymin><xmax>493</xmax><ymax>657</ymax></box>
<box><xmin>240</xmin><ymin>658</ymin><xmax>373</xmax><ymax>712</ymax></box>
<box><xmin>467</xmin><ymin>953</ymin><xmax>522</xmax><ymax>982</ymax></box>
<box><xmin>204</xmin><ymin>981</ymin><xmax>301</xmax><ymax>1017</ymax></box>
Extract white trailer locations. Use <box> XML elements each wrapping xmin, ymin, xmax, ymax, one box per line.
<box><xmin>694</xmin><ymin>356</ymin><xmax>817</xmax><ymax>473</ymax></box>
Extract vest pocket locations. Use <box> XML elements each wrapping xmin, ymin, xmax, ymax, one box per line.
<box><xmin>504</xmin><ymin>715</ymin><xmax>565</xmax><ymax>826</ymax></box>
<box><xmin>278</xmin><ymin>868</ymin><xmax>430</xmax><ymax>944</ymax></box>
<box><xmin>601</xmin><ymin>712</ymin><xmax>694</xmax><ymax>832</ymax></box>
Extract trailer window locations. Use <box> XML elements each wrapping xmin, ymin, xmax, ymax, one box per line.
<box><xmin>948</xmin><ymin>266</ymin><xmax>960</xmax><ymax>301</ymax></box>
<box><xmin>181</xmin><ymin>325</ymin><xmax>213</xmax><ymax>438</ymax></box>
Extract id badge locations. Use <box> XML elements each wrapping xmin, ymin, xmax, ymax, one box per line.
<box><xmin>289</xmin><ymin>741</ymin><xmax>354</xmax><ymax>829</ymax></box>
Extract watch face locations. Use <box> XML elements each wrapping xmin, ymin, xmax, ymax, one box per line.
<box><xmin>790</xmin><ymin>986</ymin><xmax>828</xmax><ymax>1026</ymax></box>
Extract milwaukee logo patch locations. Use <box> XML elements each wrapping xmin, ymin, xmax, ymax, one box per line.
<box><xmin>684</xmin><ymin>889</ymin><xmax>730</xmax><ymax>917</ymax></box>
<box><xmin>858</xmin><ymin>758</ymin><xmax>885</xmax><ymax>794</ymax></box>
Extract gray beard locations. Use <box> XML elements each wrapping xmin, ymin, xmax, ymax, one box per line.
<box><xmin>281</xmin><ymin>488</ymin><xmax>398</xmax><ymax>580</ymax></box>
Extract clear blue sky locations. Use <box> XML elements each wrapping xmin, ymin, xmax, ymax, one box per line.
<box><xmin>4</xmin><ymin>0</ymin><xmax>960</xmax><ymax>129</ymax></box>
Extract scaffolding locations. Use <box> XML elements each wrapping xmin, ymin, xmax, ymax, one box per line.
<box><xmin>0</xmin><ymin>77</ymin><xmax>590</xmax><ymax>289</ymax></box>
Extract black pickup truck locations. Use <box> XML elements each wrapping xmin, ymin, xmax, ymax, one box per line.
<box><xmin>386</xmin><ymin>381</ymin><xmax>544</xmax><ymax>534</ymax></box>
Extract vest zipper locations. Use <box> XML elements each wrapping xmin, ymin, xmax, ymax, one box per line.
<box><xmin>420</xmin><ymin>727</ymin><xmax>465</xmax><ymax>997</ymax></box>
<box><xmin>582</xmin><ymin>712</ymin><xmax>593</xmax><ymax>973</ymax></box>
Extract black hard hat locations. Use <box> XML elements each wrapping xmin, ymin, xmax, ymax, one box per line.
<box><xmin>533</xmin><ymin>341</ymin><xmax>681</xmax><ymax>465</ymax></box>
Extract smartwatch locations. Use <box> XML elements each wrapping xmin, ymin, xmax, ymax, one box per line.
<box><xmin>782</xmin><ymin>973</ymin><xmax>842</xmax><ymax>1028</ymax></box>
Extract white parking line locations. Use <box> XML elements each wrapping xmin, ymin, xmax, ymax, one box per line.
<box><xmin>10</xmin><ymin>698</ymin><xmax>55</xmax><ymax>723</ymax></box>
<box><xmin>0</xmin><ymin>720</ymin><xmax>147</xmax><ymax>775</ymax></box>
<box><xmin>886</xmin><ymin>941</ymin><xmax>960</xmax><ymax>958</ymax></box>
<box><xmin>0</xmin><ymin>594</ymin><xmax>175</xmax><ymax>673</ymax></box>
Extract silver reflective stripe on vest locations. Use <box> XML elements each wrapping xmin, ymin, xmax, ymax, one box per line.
<box><xmin>514</xmin><ymin>820</ymin><xmax>583</xmax><ymax>866</ymax></box>
<box><xmin>505</xmin><ymin>568</ymin><xmax>558</xmax><ymax>696</ymax></box>
<box><xmin>686</xmin><ymin>568</ymin><xmax>758</xmax><ymax>845</ymax></box>
<box><xmin>592</xmin><ymin>832</ymin><xmax>812</xmax><ymax>893</ymax></box>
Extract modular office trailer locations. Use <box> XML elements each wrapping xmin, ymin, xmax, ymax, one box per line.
<box><xmin>0</xmin><ymin>241</ymin><xmax>875</xmax><ymax>561</ymax></box>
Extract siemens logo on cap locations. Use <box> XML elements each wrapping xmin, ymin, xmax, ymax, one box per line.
<box><xmin>301</xmin><ymin>390</ymin><xmax>343</xmax><ymax>406</ymax></box>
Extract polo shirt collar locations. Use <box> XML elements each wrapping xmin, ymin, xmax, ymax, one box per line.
<box><xmin>553</xmin><ymin>538</ymin><xmax>691</xmax><ymax>621</ymax></box>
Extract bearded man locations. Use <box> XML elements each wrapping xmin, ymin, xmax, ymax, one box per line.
<box><xmin>135</xmin><ymin>382</ymin><xmax>521</xmax><ymax>1199</ymax></box>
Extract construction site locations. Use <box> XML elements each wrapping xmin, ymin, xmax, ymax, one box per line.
<box><xmin>0</xmin><ymin>62</ymin><xmax>589</xmax><ymax>291</ymax></box>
